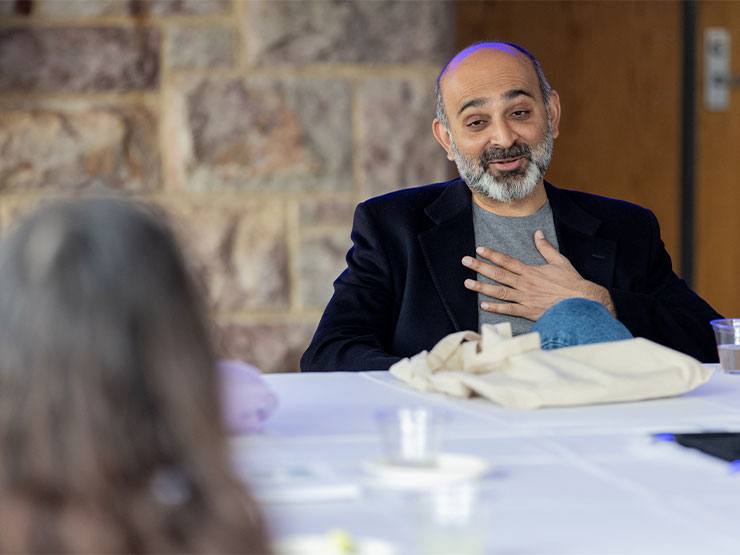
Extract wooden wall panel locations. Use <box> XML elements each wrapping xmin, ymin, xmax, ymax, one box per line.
<box><xmin>695</xmin><ymin>2</ymin><xmax>740</xmax><ymax>316</ymax></box>
<box><xmin>455</xmin><ymin>1</ymin><xmax>682</xmax><ymax>268</ymax></box>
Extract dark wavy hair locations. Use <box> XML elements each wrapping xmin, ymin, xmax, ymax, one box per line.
<box><xmin>0</xmin><ymin>197</ymin><xmax>270</xmax><ymax>554</ymax></box>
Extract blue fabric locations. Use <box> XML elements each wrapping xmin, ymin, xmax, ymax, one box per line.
<box><xmin>530</xmin><ymin>298</ymin><xmax>633</xmax><ymax>350</ymax></box>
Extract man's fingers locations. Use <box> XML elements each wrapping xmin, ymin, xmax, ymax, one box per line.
<box><xmin>533</xmin><ymin>230</ymin><xmax>565</xmax><ymax>264</ymax></box>
<box><xmin>474</xmin><ymin>246</ymin><xmax>527</xmax><ymax>273</ymax></box>
<box><xmin>464</xmin><ymin>279</ymin><xmax>519</xmax><ymax>302</ymax></box>
<box><xmin>462</xmin><ymin>256</ymin><xmax>519</xmax><ymax>286</ymax></box>
<box><xmin>480</xmin><ymin>300</ymin><xmax>537</xmax><ymax>320</ymax></box>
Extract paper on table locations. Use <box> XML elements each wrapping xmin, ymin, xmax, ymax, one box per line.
<box><xmin>245</xmin><ymin>464</ymin><xmax>362</xmax><ymax>504</ymax></box>
<box><xmin>363</xmin><ymin>453</ymin><xmax>492</xmax><ymax>489</ymax></box>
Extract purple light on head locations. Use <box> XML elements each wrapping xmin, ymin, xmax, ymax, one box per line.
<box><xmin>443</xmin><ymin>42</ymin><xmax>521</xmax><ymax>77</ymax></box>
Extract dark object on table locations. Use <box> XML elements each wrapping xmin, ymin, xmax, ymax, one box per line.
<box><xmin>669</xmin><ymin>432</ymin><xmax>740</xmax><ymax>462</ymax></box>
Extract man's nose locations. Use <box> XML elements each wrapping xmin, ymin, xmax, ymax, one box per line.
<box><xmin>487</xmin><ymin>118</ymin><xmax>517</xmax><ymax>148</ymax></box>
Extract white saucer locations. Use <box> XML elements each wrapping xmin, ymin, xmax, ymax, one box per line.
<box><xmin>274</xmin><ymin>534</ymin><xmax>396</xmax><ymax>555</ymax></box>
<box><xmin>363</xmin><ymin>453</ymin><xmax>491</xmax><ymax>488</ymax></box>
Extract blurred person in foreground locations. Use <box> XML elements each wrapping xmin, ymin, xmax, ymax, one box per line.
<box><xmin>301</xmin><ymin>41</ymin><xmax>722</xmax><ymax>372</ymax></box>
<box><xmin>0</xmin><ymin>198</ymin><xmax>270</xmax><ymax>553</ymax></box>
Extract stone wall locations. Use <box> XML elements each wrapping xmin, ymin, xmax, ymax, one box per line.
<box><xmin>0</xmin><ymin>0</ymin><xmax>454</xmax><ymax>372</ymax></box>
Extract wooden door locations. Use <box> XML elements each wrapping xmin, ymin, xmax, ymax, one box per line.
<box><xmin>455</xmin><ymin>1</ymin><xmax>683</xmax><ymax>269</ymax></box>
<box><xmin>695</xmin><ymin>2</ymin><xmax>740</xmax><ymax>316</ymax></box>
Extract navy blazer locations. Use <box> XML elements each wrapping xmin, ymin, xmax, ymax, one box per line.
<box><xmin>301</xmin><ymin>179</ymin><xmax>722</xmax><ymax>371</ymax></box>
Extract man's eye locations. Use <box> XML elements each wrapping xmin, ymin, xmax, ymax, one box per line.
<box><xmin>511</xmin><ymin>110</ymin><xmax>530</xmax><ymax>118</ymax></box>
<box><xmin>467</xmin><ymin>119</ymin><xmax>485</xmax><ymax>128</ymax></box>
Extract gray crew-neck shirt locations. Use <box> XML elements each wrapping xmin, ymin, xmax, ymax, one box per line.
<box><xmin>472</xmin><ymin>200</ymin><xmax>559</xmax><ymax>335</ymax></box>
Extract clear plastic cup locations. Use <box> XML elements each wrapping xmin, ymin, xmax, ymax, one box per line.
<box><xmin>414</xmin><ymin>482</ymin><xmax>491</xmax><ymax>555</ymax></box>
<box><xmin>376</xmin><ymin>407</ymin><xmax>445</xmax><ymax>467</ymax></box>
<box><xmin>710</xmin><ymin>319</ymin><xmax>740</xmax><ymax>373</ymax></box>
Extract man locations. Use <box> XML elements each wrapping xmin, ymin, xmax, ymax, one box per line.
<box><xmin>301</xmin><ymin>42</ymin><xmax>722</xmax><ymax>372</ymax></box>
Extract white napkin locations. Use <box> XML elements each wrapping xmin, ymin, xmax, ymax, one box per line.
<box><xmin>389</xmin><ymin>324</ymin><xmax>713</xmax><ymax>409</ymax></box>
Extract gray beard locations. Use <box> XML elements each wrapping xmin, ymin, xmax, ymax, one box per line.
<box><xmin>450</xmin><ymin>122</ymin><xmax>554</xmax><ymax>203</ymax></box>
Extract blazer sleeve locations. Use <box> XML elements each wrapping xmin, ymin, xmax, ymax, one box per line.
<box><xmin>300</xmin><ymin>202</ymin><xmax>403</xmax><ymax>372</ymax></box>
<box><xmin>608</xmin><ymin>210</ymin><xmax>722</xmax><ymax>362</ymax></box>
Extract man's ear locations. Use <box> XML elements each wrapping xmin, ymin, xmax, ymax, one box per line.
<box><xmin>548</xmin><ymin>90</ymin><xmax>561</xmax><ymax>140</ymax></box>
<box><xmin>432</xmin><ymin>119</ymin><xmax>455</xmax><ymax>162</ymax></box>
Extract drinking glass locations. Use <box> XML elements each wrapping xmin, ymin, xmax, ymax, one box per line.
<box><xmin>414</xmin><ymin>482</ymin><xmax>491</xmax><ymax>555</ymax></box>
<box><xmin>376</xmin><ymin>407</ymin><xmax>445</xmax><ymax>467</ymax></box>
<box><xmin>710</xmin><ymin>319</ymin><xmax>740</xmax><ymax>373</ymax></box>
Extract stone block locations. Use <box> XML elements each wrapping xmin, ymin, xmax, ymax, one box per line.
<box><xmin>158</xmin><ymin>197</ymin><xmax>290</xmax><ymax>313</ymax></box>
<box><xmin>216</xmin><ymin>320</ymin><xmax>318</xmax><ymax>373</ymax></box>
<box><xmin>0</xmin><ymin>102</ymin><xmax>160</xmax><ymax>191</ymax></box>
<box><xmin>33</xmin><ymin>0</ymin><xmax>232</xmax><ymax>17</ymax></box>
<box><xmin>0</xmin><ymin>27</ymin><xmax>159</xmax><ymax>91</ymax></box>
<box><xmin>0</xmin><ymin>0</ymin><xmax>29</xmax><ymax>16</ymax></box>
<box><xmin>0</xmin><ymin>197</ymin><xmax>47</xmax><ymax>239</ymax></box>
<box><xmin>167</xmin><ymin>75</ymin><xmax>352</xmax><ymax>192</ymax></box>
<box><xmin>36</xmin><ymin>0</ymin><xmax>129</xmax><ymax>17</ymax></box>
<box><xmin>243</xmin><ymin>0</ymin><xmax>454</xmax><ymax>65</ymax></box>
<box><xmin>299</xmin><ymin>232</ymin><xmax>351</xmax><ymax>309</ymax></box>
<box><xmin>166</xmin><ymin>25</ymin><xmax>235</xmax><ymax>70</ymax></box>
<box><xmin>357</xmin><ymin>76</ymin><xmax>452</xmax><ymax>198</ymax></box>
<box><xmin>146</xmin><ymin>0</ymin><xmax>231</xmax><ymax>15</ymax></box>
<box><xmin>299</xmin><ymin>197</ymin><xmax>355</xmax><ymax>227</ymax></box>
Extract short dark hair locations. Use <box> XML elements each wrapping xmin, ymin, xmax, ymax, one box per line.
<box><xmin>0</xmin><ymin>197</ymin><xmax>269</xmax><ymax>553</ymax></box>
<box><xmin>435</xmin><ymin>41</ymin><xmax>552</xmax><ymax>128</ymax></box>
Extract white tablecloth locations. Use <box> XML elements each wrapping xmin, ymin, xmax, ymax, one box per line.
<box><xmin>232</xmin><ymin>366</ymin><xmax>740</xmax><ymax>554</ymax></box>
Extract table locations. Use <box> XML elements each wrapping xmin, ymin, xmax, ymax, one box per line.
<box><xmin>232</xmin><ymin>367</ymin><xmax>740</xmax><ymax>554</ymax></box>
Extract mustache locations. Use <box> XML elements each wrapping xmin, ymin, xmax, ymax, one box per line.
<box><xmin>479</xmin><ymin>142</ymin><xmax>533</xmax><ymax>168</ymax></box>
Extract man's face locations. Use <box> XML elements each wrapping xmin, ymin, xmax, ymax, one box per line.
<box><xmin>434</xmin><ymin>45</ymin><xmax>560</xmax><ymax>203</ymax></box>
<box><xmin>449</xmin><ymin>114</ymin><xmax>553</xmax><ymax>202</ymax></box>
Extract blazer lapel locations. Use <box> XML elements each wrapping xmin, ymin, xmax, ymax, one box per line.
<box><xmin>415</xmin><ymin>180</ymin><xmax>616</xmax><ymax>334</ymax></box>
<box><xmin>418</xmin><ymin>180</ymin><xmax>479</xmax><ymax>333</ymax></box>
<box><xmin>546</xmin><ymin>182</ymin><xmax>617</xmax><ymax>287</ymax></box>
